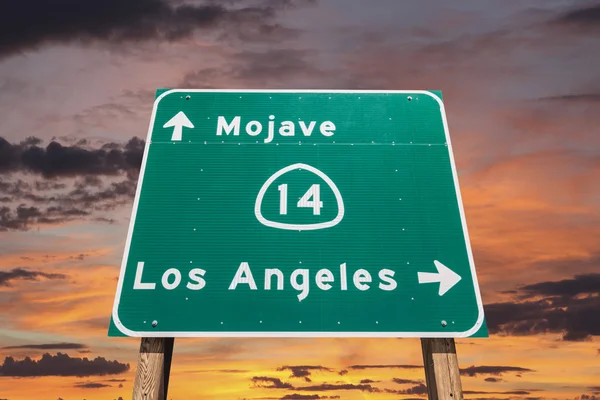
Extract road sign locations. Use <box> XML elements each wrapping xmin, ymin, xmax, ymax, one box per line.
<box><xmin>109</xmin><ymin>89</ymin><xmax>487</xmax><ymax>338</ymax></box>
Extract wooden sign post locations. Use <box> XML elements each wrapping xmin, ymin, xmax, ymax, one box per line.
<box><xmin>132</xmin><ymin>337</ymin><xmax>174</xmax><ymax>400</ymax></box>
<box><xmin>421</xmin><ymin>338</ymin><xmax>464</xmax><ymax>400</ymax></box>
<box><xmin>131</xmin><ymin>337</ymin><xmax>464</xmax><ymax>400</ymax></box>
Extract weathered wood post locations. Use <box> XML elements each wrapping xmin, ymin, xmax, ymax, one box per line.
<box><xmin>421</xmin><ymin>338</ymin><xmax>464</xmax><ymax>400</ymax></box>
<box><xmin>132</xmin><ymin>337</ymin><xmax>174</xmax><ymax>400</ymax></box>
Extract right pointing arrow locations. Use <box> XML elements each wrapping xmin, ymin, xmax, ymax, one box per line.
<box><xmin>417</xmin><ymin>260</ymin><xmax>462</xmax><ymax>296</ymax></box>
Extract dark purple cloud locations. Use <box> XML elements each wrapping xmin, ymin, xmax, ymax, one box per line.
<box><xmin>251</xmin><ymin>376</ymin><xmax>294</xmax><ymax>389</ymax></box>
<box><xmin>0</xmin><ymin>268</ymin><xmax>67</xmax><ymax>287</ymax></box>
<box><xmin>0</xmin><ymin>136</ymin><xmax>144</xmax><ymax>177</ymax></box>
<box><xmin>2</xmin><ymin>342</ymin><xmax>85</xmax><ymax>350</ymax></box>
<box><xmin>519</xmin><ymin>273</ymin><xmax>600</xmax><ymax>298</ymax></box>
<box><xmin>295</xmin><ymin>383</ymin><xmax>380</xmax><ymax>393</ymax></box>
<box><xmin>484</xmin><ymin>377</ymin><xmax>503</xmax><ymax>383</ymax></box>
<box><xmin>463</xmin><ymin>390</ymin><xmax>537</xmax><ymax>396</ymax></box>
<box><xmin>0</xmin><ymin>205</ymin><xmax>92</xmax><ymax>231</ymax></box>
<box><xmin>383</xmin><ymin>383</ymin><xmax>428</xmax><ymax>395</ymax></box>
<box><xmin>539</xmin><ymin>94</ymin><xmax>600</xmax><ymax>103</ymax></box>
<box><xmin>402</xmin><ymin>383</ymin><xmax>427</xmax><ymax>395</ymax></box>
<box><xmin>486</xmin><ymin>271</ymin><xmax>600</xmax><ymax>341</ymax></box>
<box><xmin>73</xmin><ymin>381</ymin><xmax>112</xmax><ymax>389</ymax></box>
<box><xmin>459</xmin><ymin>365</ymin><xmax>534</xmax><ymax>377</ymax></box>
<box><xmin>348</xmin><ymin>364</ymin><xmax>421</xmax><ymax>370</ymax></box>
<box><xmin>360</xmin><ymin>379</ymin><xmax>378</xmax><ymax>384</ymax></box>
<box><xmin>249</xmin><ymin>374</ymin><xmax>381</xmax><ymax>394</ymax></box>
<box><xmin>0</xmin><ymin>352</ymin><xmax>130</xmax><ymax>377</ymax></box>
<box><xmin>0</xmin><ymin>0</ymin><xmax>315</xmax><ymax>59</ymax></box>
<box><xmin>579</xmin><ymin>395</ymin><xmax>599</xmax><ymax>400</ymax></box>
<box><xmin>551</xmin><ymin>3</ymin><xmax>600</xmax><ymax>28</ymax></box>
<box><xmin>0</xmin><ymin>136</ymin><xmax>145</xmax><ymax>230</ymax></box>
<box><xmin>276</xmin><ymin>365</ymin><xmax>332</xmax><ymax>382</ymax></box>
<box><xmin>392</xmin><ymin>378</ymin><xmax>422</xmax><ymax>385</ymax></box>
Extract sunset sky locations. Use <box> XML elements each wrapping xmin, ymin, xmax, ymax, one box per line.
<box><xmin>1</xmin><ymin>0</ymin><xmax>600</xmax><ymax>399</ymax></box>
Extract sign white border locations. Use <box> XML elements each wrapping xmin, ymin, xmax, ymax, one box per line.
<box><xmin>111</xmin><ymin>89</ymin><xmax>485</xmax><ymax>338</ymax></box>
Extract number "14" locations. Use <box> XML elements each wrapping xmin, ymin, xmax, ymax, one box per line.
<box><xmin>278</xmin><ymin>184</ymin><xmax>323</xmax><ymax>215</ymax></box>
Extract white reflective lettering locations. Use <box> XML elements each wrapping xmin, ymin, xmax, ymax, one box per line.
<box><xmin>378</xmin><ymin>269</ymin><xmax>397</xmax><ymax>291</ymax></box>
<box><xmin>279</xmin><ymin>121</ymin><xmax>295</xmax><ymax>136</ymax></box>
<box><xmin>265</xmin><ymin>268</ymin><xmax>284</xmax><ymax>290</ymax></box>
<box><xmin>162</xmin><ymin>268</ymin><xmax>181</xmax><ymax>290</ymax></box>
<box><xmin>187</xmin><ymin>268</ymin><xmax>206</xmax><ymax>290</ymax></box>
<box><xmin>299</xmin><ymin>120</ymin><xmax>316</xmax><ymax>136</ymax></box>
<box><xmin>214</xmin><ymin>117</ymin><xmax>335</xmax><ymax>141</ymax></box>
<box><xmin>133</xmin><ymin>261</ymin><xmax>155</xmax><ymax>290</ymax></box>
<box><xmin>291</xmin><ymin>269</ymin><xmax>309</xmax><ymax>301</ymax></box>
<box><xmin>320</xmin><ymin>121</ymin><xmax>336</xmax><ymax>136</ymax></box>
<box><xmin>217</xmin><ymin>116</ymin><xmax>240</xmax><ymax>136</ymax></box>
<box><xmin>297</xmin><ymin>184</ymin><xmax>323</xmax><ymax>215</ymax></box>
<box><xmin>316</xmin><ymin>268</ymin><xmax>334</xmax><ymax>290</ymax></box>
<box><xmin>229</xmin><ymin>262</ymin><xmax>257</xmax><ymax>290</ymax></box>
<box><xmin>246</xmin><ymin>121</ymin><xmax>262</xmax><ymax>136</ymax></box>
<box><xmin>353</xmin><ymin>268</ymin><xmax>371</xmax><ymax>291</ymax></box>
<box><xmin>278</xmin><ymin>184</ymin><xmax>288</xmax><ymax>215</ymax></box>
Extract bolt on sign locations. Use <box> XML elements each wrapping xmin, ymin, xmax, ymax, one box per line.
<box><xmin>108</xmin><ymin>89</ymin><xmax>488</xmax><ymax>338</ymax></box>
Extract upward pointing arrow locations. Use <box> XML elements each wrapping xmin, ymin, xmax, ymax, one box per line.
<box><xmin>417</xmin><ymin>260</ymin><xmax>462</xmax><ymax>296</ymax></box>
<box><xmin>163</xmin><ymin>111</ymin><xmax>194</xmax><ymax>141</ymax></box>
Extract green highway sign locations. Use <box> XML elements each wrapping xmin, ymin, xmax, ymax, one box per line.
<box><xmin>109</xmin><ymin>89</ymin><xmax>488</xmax><ymax>338</ymax></box>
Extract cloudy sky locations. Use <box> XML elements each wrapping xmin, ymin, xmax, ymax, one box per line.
<box><xmin>1</xmin><ymin>0</ymin><xmax>600</xmax><ymax>399</ymax></box>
